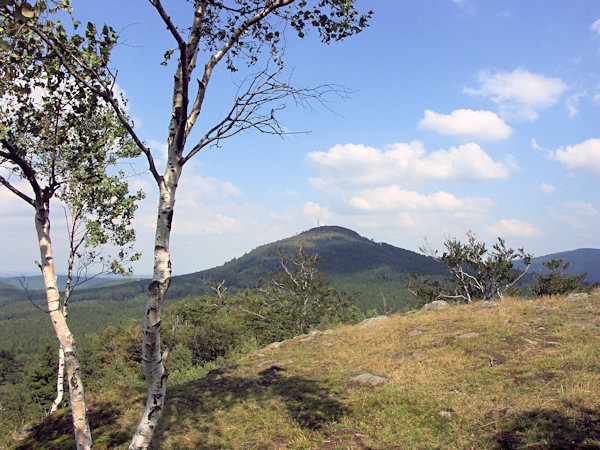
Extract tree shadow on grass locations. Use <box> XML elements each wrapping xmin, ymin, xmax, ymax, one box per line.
<box><xmin>494</xmin><ymin>406</ymin><xmax>600</xmax><ymax>449</ymax></box>
<box><xmin>155</xmin><ymin>364</ymin><xmax>348</xmax><ymax>447</ymax></box>
<box><xmin>13</xmin><ymin>401</ymin><xmax>128</xmax><ymax>450</ymax></box>
<box><xmin>12</xmin><ymin>366</ymin><xmax>347</xmax><ymax>448</ymax></box>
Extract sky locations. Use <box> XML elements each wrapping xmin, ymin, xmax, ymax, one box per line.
<box><xmin>1</xmin><ymin>0</ymin><xmax>600</xmax><ymax>276</ymax></box>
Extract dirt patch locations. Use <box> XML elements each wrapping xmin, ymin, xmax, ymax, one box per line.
<box><xmin>467</xmin><ymin>349</ymin><xmax>507</xmax><ymax>367</ymax></box>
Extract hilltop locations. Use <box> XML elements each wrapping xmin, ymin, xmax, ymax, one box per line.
<box><xmin>10</xmin><ymin>290</ymin><xmax>600</xmax><ymax>448</ymax></box>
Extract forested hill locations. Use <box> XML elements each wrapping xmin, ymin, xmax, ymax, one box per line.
<box><xmin>50</xmin><ymin>225</ymin><xmax>447</xmax><ymax>312</ymax></box>
<box><xmin>522</xmin><ymin>248</ymin><xmax>600</xmax><ymax>283</ymax></box>
<box><xmin>175</xmin><ymin>225</ymin><xmax>447</xmax><ymax>290</ymax></box>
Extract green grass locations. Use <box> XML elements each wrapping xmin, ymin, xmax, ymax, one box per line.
<box><xmin>8</xmin><ymin>290</ymin><xmax>600</xmax><ymax>448</ymax></box>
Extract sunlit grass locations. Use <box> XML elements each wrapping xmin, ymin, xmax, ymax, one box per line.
<box><xmin>9</xmin><ymin>289</ymin><xmax>600</xmax><ymax>448</ymax></box>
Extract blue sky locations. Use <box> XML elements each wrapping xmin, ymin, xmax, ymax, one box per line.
<box><xmin>2</xmin><ymin>0</ymin><xmax>600</xmax><ymax>276</ymax></box>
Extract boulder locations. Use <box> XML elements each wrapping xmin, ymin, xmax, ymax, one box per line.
<box><xmin>358</xmin><ymin>315</ymin><xmax>391</xmax><ymax>327</ymax></box>
<box><xmin>350</xmin><ymin>373</ymin><xmax>388</xmax><ymax>386</ymax></box>
<box><xmin>481</xmin><ymin>300</ymin><xmax>498</xmax><ymax>309</ymax></box>
<box><xmin>566</xmin><ymin>293</ymin><xmax>589</xmax><ymax>302</ymax></box>
<box><xmin>422</xmin><ymin>300</ymin><xmax>449</xmax><ymax>311</ymax></box>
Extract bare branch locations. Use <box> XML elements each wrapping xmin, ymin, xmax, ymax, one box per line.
<box><xmin>149</xmin><ymin>0</ymin><xmax>186</xmax><ymax>48</ymax></box>
<box><xmin>185</xmin><ymin>0</ymin><xmax>294</xmax><ymax>138</ymax></box>
<box><xmin>0</xmin><ymin>172</ymin><xmax>35</xmax><ymax>205</ymax></box>
<box><xmin>1</xmin><ymin>138</ymin><xmax>43</xmax><ymax>204</ymax></box>
<box><xmin>182</xmin><ymin>69</ymin><xmax>344</xmax><ymax>164</ymax></box>
<box><xmin>18</xmin><ymin>276</ymin><xmax>49</xmax><ymax>314</ymax></box>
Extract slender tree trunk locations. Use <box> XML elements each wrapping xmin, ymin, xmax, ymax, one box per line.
<box><xmin>50</xmin><ymin>345</ymin><xmax>65</xmax><ymax>413</ymax></box>
<box><xmin>34</xmin><ymin>204</ymin><xmax>92</xmax><ymax>449</ymax></box>
<box><xmin>130</xmin><ymin>164</ymin><xmax>181</xmax><ymax>449</ymax></box>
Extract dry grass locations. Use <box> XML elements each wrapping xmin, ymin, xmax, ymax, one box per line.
<box><xmin>11</xmin><ymin>290</ymin><xmax>600</xmax><ymax>449</ymax></box>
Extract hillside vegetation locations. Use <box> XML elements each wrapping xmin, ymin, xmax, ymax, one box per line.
<box><xmin>8</xmin><ymin>290</ymin><xmax>600</xmax><ymax>448</ymax></box>
<box><xmin>0</xmin><ymin>227</ymin><xmax>447</xmax><ymax>357</ymax></box>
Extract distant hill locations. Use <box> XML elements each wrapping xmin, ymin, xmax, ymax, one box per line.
<box><xmin>516</xmin><ymin>248</ymin><xmax>600</xmax><ymax>283</ymax></box>
<box><xmin>0</xmin><ymin>275</ymin><xmax>142</xmax><ymax>292</ymax></box>
<box><xmin>2</xmin><ymin>226</ymin><xmax>599</xmax><ymax>357</ymax></box>
<box><xmin>177</xmin><ymin>225</ymin><xmax>446</xmax><ymax>286</ymax></box>
<box><xmin>167</xmin><ymin>226</ymin><xmax>448</xmax><ymax>312</ymax></box>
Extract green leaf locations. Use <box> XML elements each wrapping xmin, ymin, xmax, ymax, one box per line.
<box><xmin>0</xmin><ymin>39</ymin><xmax>9</xmax><ymax>51</ymax></box>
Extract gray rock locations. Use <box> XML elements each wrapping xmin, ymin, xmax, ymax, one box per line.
<box><xmin>481</xmin><ymin>300</ymin><xmax>498</xmax><ymax>309</ymax></box>
<box><xmin>422</xmin><ymin>300</ymin><xmax>449</xmax><ymax>311</ymax></box>
<box><xmin>358</xmin><ymin>315</ymin><xmax>391</xmax><ymax>327</ymax></box>
<box><xmin>524</xmin><ymin>338</ymin><xmax>538</xmax><ymax>345</ymax></box>
<box><xmin>261</xmin><ymin>341</ymin><xmax>284</xmax><ymax>351</ymax></box>
<box><xmin>439</xmin><ymin>410</ymin><xmax>452</xmax><ymax>418</ymax></box>
<box><xmin>350</xmin><ymin>373</ymin><xmax>388</xmax><ymax>386</ymax></box>
<box><xmin>532</xmin><ymin>305</ymin><xmax>558</xmax><ymax>312</ymax></box>
<box><xmin>566</xmin><ymin>293</ymin><xmax>589</xmax><ymax>301</ymax></box>
<box><xmin>407</xmin><ymin>329</ymin><xmax>422</xmax><ymax>336</ymax></box>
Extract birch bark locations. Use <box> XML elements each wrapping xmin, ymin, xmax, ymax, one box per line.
<box><xmin>129</xmin><ymin>163</ymin><xmax>181</xmax><ymax>448</ymax></box>
<box><xmin>50</xmin><ymin>346</ymin><xmax>65</xmax><ymax>414</ymax></box>
<box><xmin>34</xmin><ymin>202</ymin><xmax>92</xmax><ymax>449</ymax></box>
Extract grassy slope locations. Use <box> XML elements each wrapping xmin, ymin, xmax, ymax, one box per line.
<box><xmin>11</xmin><ymin>291</ymin><xmax>600</xmax><ymax>449</ymax></box>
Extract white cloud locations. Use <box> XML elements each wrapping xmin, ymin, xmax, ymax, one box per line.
<box><xmin>349</xmin><ymin>186</ymin><xmax>492</xmax><ymax>213</ymax></box>
<box><xmin>538</xmin><ymin>182</ymin><xmax>556</xmax><ymax>194</ymax></box>
<box><xmin>302</xmin><ymin>201</ymin><xmax>333</xmax><ymax>221</ymax></box>
<box><xmin>464</xmin><ymin>68</ymin><xmax>568</xmax><ymax>121</ymax></box>
<box><xmin>489</xmin><ymin>219</ymin><xmax>544</xmax><ymax>238</ymax></box>
<box><xmin>550</xmin><ymin>201</ymin><xmax>599</xmax><ymax>229</ymax></box>
<box><xmin>178</xmin><ymin>173</ymin><xmax>242</xmax><ymax>202</ymax></box>
<box><xmin>308</xmin><ymin>141</ymin><xmax>511</xmax><ymax>190</ymax></box>
<box><xmin>566</xmin><ymin>93</ymin><xmax>584</xmax><ymax>118</ymax></box>
<box><xmin>149</xmin><ymin>139</ymin><xmax>168</xmax><ymax>171</ymax></box>
<box><xmin>551</xmin><ymin>138</ymin><xmax>600</xmax><ymax>177</ymax></box>
<box><xmin>418</xmin><ymin>109</ymin><xmax>512</xmax><ymax>140</ymax></box>
<box><xmin>591</xmin><ymin>18</ymin><xmax>600</xmax><ymax>36</ymax></box>
<box><xmin>173</xmin><ymin>213</ymin><xmax>238</xmax><ymax>235</ymax></box>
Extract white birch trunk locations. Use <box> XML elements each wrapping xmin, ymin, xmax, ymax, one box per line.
<box><xmin>34</xmin><ymin>204</ymin><xmax>93</xmax><ymax>449</ymax></box>
<box><xmin>129</xmin><ymin>164</ymin><xmax>181</xmax><ymax>449</ymax></box>
<box><xmin>50</xmin><ymin>345</ymin><xmax>65</xmax><ymax>413</ymax></box>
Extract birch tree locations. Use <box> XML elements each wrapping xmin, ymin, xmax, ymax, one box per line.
<box><xmin>16</xmin><ymin>1</ymin><xmax>372</xmax><ymax>446</ymax></box>
<box><xmin>1</xmin><ymin>2</ymin><xmax>142</xmax><ymax>447</ymax></box>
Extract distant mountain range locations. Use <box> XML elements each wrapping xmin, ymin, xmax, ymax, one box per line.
<box><xmin>516</xmin><ymin>248</ymin><xmax>600</xmax><ymax>283</ymax></box>
<box><xmin>2</xmin><ymin>226</ymin><xmax>598</xmax><ymax>310</ymax></box>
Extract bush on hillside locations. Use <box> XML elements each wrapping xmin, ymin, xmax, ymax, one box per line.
<box><xmin>419</xmin><ymin>232</ymin><xmax>532</xmax><ymax>303</ymax></box>
<box><xmin>533</xmin><ymin>258</ymin><xmax>587</xmax><ymax>296</ymax></box>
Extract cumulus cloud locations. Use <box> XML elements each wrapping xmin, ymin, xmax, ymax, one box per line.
<box><xmin>566</xmin><ymin>93</ymin><xmax>584</xmax><ymax>118</ymax></box>
<box><xmin>173</xmin><ymin>213</ymin><xmax>238</xmax><ymax>235</ymax></box>
<box><xmin>418</xmin><ymin>109</ymin><xmax>512</xmax><ymax>140</ymax></box>
<box><xmin>149</xmin><ymin>139</ymin><xmax>168</xmax><ymax>171</ymax></box>
<box><xmin>349</xmin><ymin>187</ymin><xmax>492</xmax><ymax>213</ymax></box>
<box><xmin>489</xmin><ymin>219</ymin><xmax>543</xmax><ymax>238</ymax></box>
<box><xmin>538</xmin><ymin>182</ymin><xmax>556</xmax><ymax>194</ymax></box>
<box><xmin>302</xmin><ymin>201</ymin><xmax>333</xmax><ymax>221</ymax></box>
<box><xmin>550</xmin><ymin>201</ymin><xmax>599</xmax><ymax>229</ymax></box>
<box><xmin>592</xmin><ymin>18</ymin><xmax>600</xmax><ymax>35</ymax></box>
<box><xmin>464</xmin><ymin>68</ymin><xmax>567</xmax><ymax>121</ymax></box>
<box><xmin>308</xmin><ymin>141</ymin><xmax>511</xmax><ymax>190</ymax></box>
<box><xmin>551</xmin><ymin>138</ymin><xmax>600</xmax><ymax>177</ymax></box>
